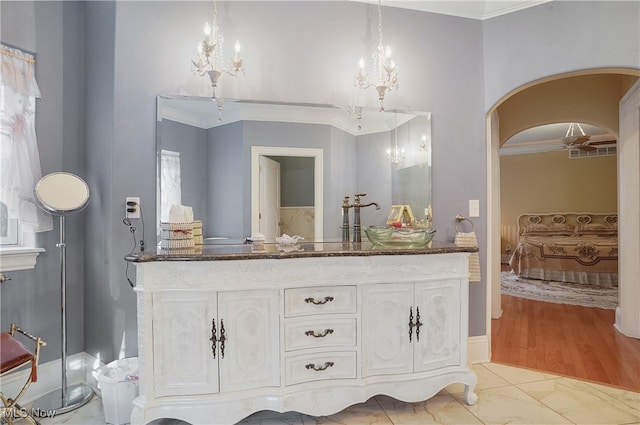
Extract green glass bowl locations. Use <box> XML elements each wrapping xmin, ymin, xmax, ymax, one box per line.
<box><xmin>364</xmin><ymin>226</ymin><xmax>436</xmax><ymax>248</ymax></box>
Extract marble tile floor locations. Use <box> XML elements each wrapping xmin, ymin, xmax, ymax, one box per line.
<box><xmin>37</xmin><ymin>363</ymin><xmax>640</xmax><ymax>425</ymax></box>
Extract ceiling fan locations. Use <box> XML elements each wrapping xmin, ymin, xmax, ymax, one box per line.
<box><xmin>560</xmin><ymin>123</ymin><xmax>616</xmax><ymax>151</ymax></box>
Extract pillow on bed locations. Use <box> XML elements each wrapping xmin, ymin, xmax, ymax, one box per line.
<box><xmin>574</xmin><ymin>223</ymin><xmax>618</xmax><ymax>236</ymax></box>
<box><xmin>523</xmin><ymin>223</ymin><xmax>574</xmax><ymax>236</ymax></box>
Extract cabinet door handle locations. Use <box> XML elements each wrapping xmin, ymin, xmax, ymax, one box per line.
<box><xmin>305</xmin><ymin>361</ymin><xmax>334</xmax><ymax>371</ymax></box>
<box><xmin>304</xmin><ymin>329</ymin><xmax>334</xmax><ymax>338</ymax></box>
<box><xmin>408</xmin><ymin>306</ymin><xmax>415</xmax><ymax>343</ymax></box>
<box><xmin>219</xmin><ymin>319</ymin><xmax>226</xmax><ymax>359</ymax></box>
<box><xmin>304</xmin><ymin>296</ymin><xmax>334</xmax><ymax>305</ymax></box>
<box><xmin>210</xmin><ymin>318</ymin><xmax>217</xmax><ymax>359</ymax></box>
<box><xmin>415</xmin><ymin>306</ymin><xmax>423</xmax><ymax>342</ymax></box>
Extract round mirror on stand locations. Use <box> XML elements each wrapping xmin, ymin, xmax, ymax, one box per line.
<box><xmin>33</xmin><ymin>172</ymin><xmax>94</xmax><ymax>413</ymax></box>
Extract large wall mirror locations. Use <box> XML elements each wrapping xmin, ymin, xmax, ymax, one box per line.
<box><xmin>156</xmin><ymin>96</ymin><xmax>432</xmax><ymax>243</ymax></box>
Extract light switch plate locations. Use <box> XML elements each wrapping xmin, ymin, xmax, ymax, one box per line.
<box><xmin>469</xmin><ymin>200</ymin><xmax>480</xmax><ymax>218</ymax></box>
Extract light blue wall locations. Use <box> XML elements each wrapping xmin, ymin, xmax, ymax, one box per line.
<box><xmin>207</xmin><ymin>121</ymin><xmax>245</xmax><ymax>239</ymax></box>
<box><xmin>1</xmin><ymin>1</ymin><xmax>87</xmax><ymax>363</ymax></box>
<box><xmin>482</xmin><ymin>1</ymin><xmax>640</xmax><ymax>110</ymax></box>
<box><xmin>1</xmin><ymin>1</ymin><xmax>638</xmax><ymax>364</ymax></box>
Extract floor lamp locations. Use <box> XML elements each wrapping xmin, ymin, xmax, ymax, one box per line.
<box><xmin>33</xmin><ymin>172</ymin><xmax>94</xmax><ymax>414</ymax></box>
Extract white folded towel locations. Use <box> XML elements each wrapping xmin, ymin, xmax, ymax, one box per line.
<box><xmin>454</xmin><ymin>231</ymin><xmax>481</xmax><ymax>282</ymax></box>
<box><xmin>168</xmin><ymin>205</ymin><xmax>194</xmax><ymax>223</ymax></box>
<box><xmin>160</xmin><ymin>222</ymin><xmax>193</xmax><ymax>231</ymax></box>
<box><xmin>160</xmin><ymin>222</ymin><xmax>194</xmax><ymax>241</ymax></box>
<box><xmin>160</xmin><ymin>238</ymin><xmax>195</xmax><ymax>249</ymax></box>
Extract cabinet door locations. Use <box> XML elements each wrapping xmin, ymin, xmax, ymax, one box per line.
<box><xmin>217</xmin><ymin>289</ymin><xmax>280</xmax><ymax>392</ymax></box>
<box><xmin>414</xmin><ymin>280</ymin><xmax>461</xmax><ymax>372</ymax></box>
<box><xmin>362</xmin><ymin>283</ymin><xmax>413</xmax><ymax>377</ymax></box>
<box><xmin>152</xmin><ymin>291</ymin><xmax>219</xmax><ymax>396</ymax></box>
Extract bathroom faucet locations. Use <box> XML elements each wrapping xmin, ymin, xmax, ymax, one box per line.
<box><xmin>352</xmin><ymin>193</ymin><xmax>380</xmax><ymax>243</ymax></box>
<box><xmin>341</xmin><ymin>196</ymin><xmax>354</xmax><ymax>242</ymax></box>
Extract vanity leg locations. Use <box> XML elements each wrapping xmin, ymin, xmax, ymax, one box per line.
<box><xmin>464</xmin><ymin>383</ymin><xmax>478</xmax><ymax>405</ymax></box>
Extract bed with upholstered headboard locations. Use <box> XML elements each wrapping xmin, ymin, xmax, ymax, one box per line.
<box><xmin>508</xmin><ymin>212</ymin><xmax>618</xmax><ymax>287</ymax></box>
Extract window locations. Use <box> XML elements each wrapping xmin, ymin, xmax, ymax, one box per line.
<box><xmin>0</xmin><ymin>45</ymin><xmax>50</xmax><ymax>271</ymax></box>
<box><xmin>158</xmin><ymin>149</ymin><xmax>182</xmax><ymax>237</ymax></box>
<box><xmin>0</xmin><ymin>202</ymin><xmax>18</xmax><ymax>245</ymax></box>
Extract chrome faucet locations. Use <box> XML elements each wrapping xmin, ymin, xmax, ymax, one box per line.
<box><xmin>352</xmin><ymin>193</ymin><xmax>380</xmax><ymax>243</ymax></box>
<box><xmin>341</xmin><ymin>196</ymin><xmax>354</xmax><ymax>242</ymax></box>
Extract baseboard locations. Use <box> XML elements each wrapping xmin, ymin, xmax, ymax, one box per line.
<box><xmin>467</xmin><ymin>335</ymin><xmax>491</xmax><ymax>364</ymax></box>
<box><xmin>0</xmin><ymin>352</ymin><xmax>103</xmax><ymax>405</ymax></box>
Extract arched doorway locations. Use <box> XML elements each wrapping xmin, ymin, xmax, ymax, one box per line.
<box><xmin>486</xmin><ymin>71</ymin><xmax>640</xmax><ymax>352</ymax></box>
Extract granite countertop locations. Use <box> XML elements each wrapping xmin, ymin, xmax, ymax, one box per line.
<box><xmin>125</xmin><ymin>240</ymin><xmax>478</xmax><ymax>263</ymax></box>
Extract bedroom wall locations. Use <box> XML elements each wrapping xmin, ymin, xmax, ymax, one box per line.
<box><xmin>500</xmin><ymin>150</ymin><xmax>617</xmax><ymax>256</ymax></box>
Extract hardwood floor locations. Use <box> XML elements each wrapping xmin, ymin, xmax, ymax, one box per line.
<box><xmin>492</xmin><ymin>293</ymin><xmax>640</xmax><ymax>392</ymax></box>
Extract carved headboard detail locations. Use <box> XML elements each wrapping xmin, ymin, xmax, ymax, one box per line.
<box><xmin>516</xmin><ymin>212</ymin><xmax>618</xmax><ymax>239</ymax></box>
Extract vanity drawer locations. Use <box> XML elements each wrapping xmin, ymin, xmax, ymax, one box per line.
<box><xmin>284</xmin><ymin>286</ymin><xmax>357</xmax><ymax>317</ymax></box>
<box><xmin>284</xmin><ymin>318</ymin><xmax>356</xmax><ymax>352</ymax></box>
<box><xmin>285</xmin><ymin>351</ymin><xmax>357</xmax><ymax>386</ymax></box>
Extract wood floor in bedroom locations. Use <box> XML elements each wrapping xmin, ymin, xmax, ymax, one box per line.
<box><xmin>491</xmin><ymin>290</ymin><xmax>640</xmax><ymax>392</ymax></box>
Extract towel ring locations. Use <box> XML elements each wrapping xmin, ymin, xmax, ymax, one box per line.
<box><xmin>455</xmin><ymin>214</ymin><xmax>476</xmax><ymax>233</ymax></box>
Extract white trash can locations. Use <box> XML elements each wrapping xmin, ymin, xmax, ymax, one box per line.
<box><xmin>96</xmin><ymin>357</ymin><xmax>139</xmax><ymax>425</ymax></box>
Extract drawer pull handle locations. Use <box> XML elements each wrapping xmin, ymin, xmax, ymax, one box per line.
<box><xmin>305</xmin><ymin>361</ymin><xmax>334</xmax><ymax>371</ymax></box>
<box><xmin>304</xmin><ymin>296</ymin><xmax>334</xmax><ymax>305</ymax></box>
<box><xmin>219</xmin><ymin>319</ymin><xmax>226</xmax><ymax>359</ymax></box>
<box><xmin>305</xmin><ymin>328</ymin><xmax>334</xmax><ymax>338</ymax></box>
<box><xmin>210</xmin><ymin>318</ymin><xmax>217</xmax><ymax>359</ymax></box>
<box><xmin>408</xmin><ymin>307</ymin><xmax>415</xmax><ymax>343</ymax></box>
<box><xmin>415</xmin><ymin>306</ymin><xmax>423</xmax><ymax>342</ymax></box>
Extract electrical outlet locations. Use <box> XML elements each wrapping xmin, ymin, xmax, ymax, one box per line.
<box><xmin>126</xmin><ymin>197</ymin><xmax>140</xmax><ymax>219</ymax></box>
<box><xmin>505</xmin><ymin>244</ymin><xmax>511</xmax><ymax>252</ymax></box>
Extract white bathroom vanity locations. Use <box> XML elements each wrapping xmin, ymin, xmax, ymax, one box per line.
<box><xmin>128</xmin><ymin>242</ymin><xmax>478</xmax><ymax>425</ymax></box>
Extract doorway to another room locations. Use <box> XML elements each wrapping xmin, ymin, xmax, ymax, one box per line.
<box><xmin>487</xmin><ymin>72</ymin><xmax>640</xmax><ymax>391</ymax></box>
<box><xmin>251</xmin><ymin>146</ymin><xmax>323</xmax><ymax>242</ymax></box>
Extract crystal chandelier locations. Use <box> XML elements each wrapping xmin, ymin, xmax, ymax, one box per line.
<box><xmin>386</xmin><ymin>143</ymin><xmax>405</xmax><ymax>164</ymax></box>
<box><xmin>191</xmin><ymin>0</ymin><xmax>244</xmax><ymax>99</ymax></box>
<box><xmin>387</xmin><ymin>123</ymin><xmax>405</xmax><ymax>164</ymax></box>
<box><xmin>355</xmin><ymin>0</ymin><xmax>399</xmax><ymax>111</ymax></box>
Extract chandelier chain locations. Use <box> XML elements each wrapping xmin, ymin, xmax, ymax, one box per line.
<box><xmin>377</xmin><ymin>0</ymin><xmax>384</xmax><ymax>50</ymax></box>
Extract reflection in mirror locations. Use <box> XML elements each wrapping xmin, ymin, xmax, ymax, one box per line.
<box><xmin>156</xmin><ymin>96</ymin><xmax>431</xmax><ymax>243</ymax></box>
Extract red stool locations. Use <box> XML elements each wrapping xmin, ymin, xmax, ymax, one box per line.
<box><xmin>0</xmin><ymin>324</ymin><xmax>46</xmax><ymax>425</ymax></box>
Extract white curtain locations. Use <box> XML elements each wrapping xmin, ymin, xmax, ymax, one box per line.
<box><xmin>160</xmin><ymin>149</ymin><xmax>182</xmax><ymax>224</ymax></box>
<box><xmin>0</xmin><ymin>45</ymin><xmax>52</xmax><ymax>232</ymax></box>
